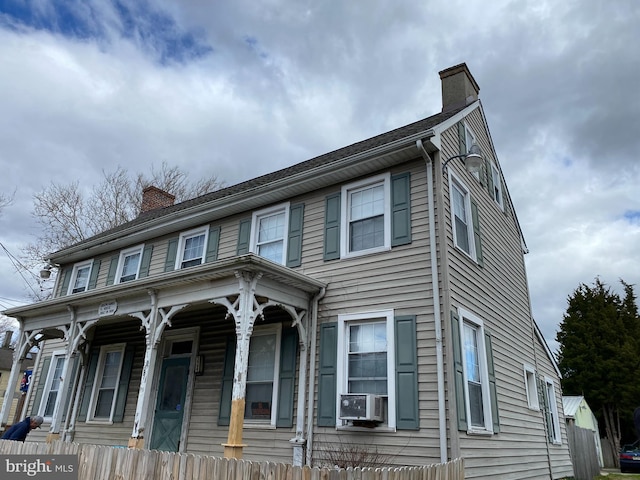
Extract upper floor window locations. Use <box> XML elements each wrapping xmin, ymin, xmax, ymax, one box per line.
<box><xmin>450</xmin><ymin>176</ymin><xmax>475</xmax><ymax>257</ymax></box>
<box><xmin>39</xmin><ymin>352</ymin><xmax>66</xmax><ymax>420</ymax></box>
<box><xmin>245</xmin><ymin>324</ymin><xmax>282</xmax><ymax>424</ymax></box>
<box><xmin>544</xmin><ymin>376</ymin><xmax>562</xmax><ymax>444</ymax></box>
<box><xmin>116</xmin><ymin>245</ymin><xmax>143</xmax><ymax>283</ymax></box>
<box><xmin>524</xmin><ymin>365</ymin><xmax>539</xmax><ymax>410</ymax></box>
<box><xmin>341</xmin><ymin>173</ymin><xmax>391</xmax><ymax>258</ymax></box>
<box><xmin>250</xmin><ymin>204</ymin><xmax>290</xmax><ymax>264</ymax></box>
<box><xmin>177</xmin><ymin>227</ymin><xmax>208</xmax><ymax>269</ymax></box>
<box><xmin>87</xmin><ymin>344</ymin><xmax>125</xmax><ymax>421</ymax></box>
<box><xmin>489</xmin><ymin>162</ymin><xmax>504</xmax><ymax>209</ymax></box>
<box><xmin>68</xmin><ymin>260</ymin><xmax>93</xmax><ymax>294</ymax></box>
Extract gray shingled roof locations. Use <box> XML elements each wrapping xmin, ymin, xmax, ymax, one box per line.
<box><xmin>53</xmin><ymin>106</ymin><xmax>464</xmax><ymax>254</ymax></box>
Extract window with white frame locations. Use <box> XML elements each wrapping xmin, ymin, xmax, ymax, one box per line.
<box><xmin>68</xmin><ymin>260</ymin><xmax>93</xmax><ymax>294</ymax></box>
<box><xmin>245</xmin><ymin>324</ymin><xmax>281</xmax><ymax>424</ymax></box>
<box><xmin>450</xmin><ymin>175</ymin><xmax>475</xmax><ymax>258</ymax></box>
<box><xmin>544</xmin><ymin>376</ymin><xmax>562</xmax><ymax>443</ymax></box>
<box><xmin>337</xmin><ymin>310</ymin><xmax>396</xmax><ymax>427</ymax></box>
<box><xmin>490</xmin><ymin>162</ymin><xmax>504</xmax><ymax>209</ymax></box>
<box><xmin>116</xmin><ymin>245</ymin><xmax>143</xmax><ymax>283</ymax></box>
<box><xmin>177</xmin><ymin>227</ymin><xmax>208</xmax><ymax>269</ymax></box>
<box><xmin>250</xmin><ymin>204</ymin><xmax>289</xmax><ymax>264</ymax></box>
<box><xmin>87</xmin><ymin>344</ymin><xmax>125</xmax><ymax>421</ymax></box>
<box><xmin>459</xmin><ymin>309</ymin><xmax>493</xmax><ymax>433</ymax></box>
<box><xmin>524</xmin><ymin>365</ymin><xmax>539</xmax><ymax>410</ymax></box>
<box><xmin>40</xmin><ymin>353</ymin><xmax>66</xmax><ymax>419</ymax></box>
<box><xmin>341</xmin><ymin>173</ymin><xmax>391</xmax><ymax>258</ymax></box>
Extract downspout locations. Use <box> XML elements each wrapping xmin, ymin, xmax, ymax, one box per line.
<box><xmin>305</xmin><ymin>286</ymin><xmax>326</xmax><ymax>466</ymax></box>
<box><xmin>417</xmin><ymin>139</ymin><xmax>448</xmax><ymax>463</ymax></box>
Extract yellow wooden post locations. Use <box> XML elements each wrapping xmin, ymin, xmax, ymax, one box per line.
<box><xmin>223</xmin><ymin>398</ymin><xmax>247</xmax><ymax>458</ymax></box>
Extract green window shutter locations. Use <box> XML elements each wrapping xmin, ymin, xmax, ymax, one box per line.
<box><xmin>205</xmin><ymin>226</ymin><xmax>221</xmax><ymax>263</ymax></box>
<box><xmin>218</xmin><ymin>336</ymin><xmax>236</xmax><ymax>426</ymax></box>
<box><xmin>79</xmin><ymin>349</ymin><xmax>100</xmax><ymax>420</ymax></box>
<box><xmin>236</xmin><ymin>218</ymin><xmax>252</xmax><ymax>255</ymax></box>
<box><xmin>106</xmin><ymin>255</ymin><xmax>119</xmax><ymax>285</ymax></box>
<box><xmin>61</xmin><ymin>356</ymin><xmax>80</xmax><ymax>423</ymax></box>
<box><xmin>323</xmin><ymin>194</ymin><xmax>341</xmax><ymax>261</ymax></box>
<box><xmin>485</xmin><ymin>331</ymin><xmax>500</xmax><ymax>433</ymax></box>
<box><xmin>451</xmin><ymin>311</ymin><xmax>468</xmax><ymax>431</ymax></box>
<box><xmin>59</xmin><ymin>268</ymin><xmax>71</xmax><ymax>296</ymax></box>
<box><xmin>31</xmin><ymin>356</ymin><xmax>52</xmax><ymax>415</ymax></box>
<box><xmin>391</xmin><ymin>173</ymin><xmax>412</xmax><ymax>247</ymax></box>
<box><xmin>317</xmin><ymin>322</ymin><xmax>338</xmax><ymax>427</ymax></box>
<box><xmin>470</xmin><ymin>198</ymin><xmax>483</xmax><ymax>267</ymax></box>
<box><xmin>113</xmin><ymin>345</ymin><xmax>135</xmax><ymax>423</ymax></box>
<box><xmin>164</xmin><ymin>237</ymin><xmax>179</xmax><ymax>272</ymax></box>
<box><xmin>286</xmin><ymin>204</ymin><xmax>305</xmax><ymax>268</ymax></box>
<box><xmin>87</xmin><ymin>259</ymin><xmax>101</xmax><ymax>290</ymax></box>
<box><xmin>139</xmin><ymin>245</ymin><xmax>154</xmax><ymax>278</ymax></box>
<box><xmin>276</xmin><ymin>328</ymin><xmax>298</xmax><ymax>427</ymax></box>
<box><xmin>395</xmin><ymin>315</ymin><xmax>419</xmax><ymax>430</ymax></box>
<box><xmin>457</xmin><ymin>122</ymin><xmax>466</xmax><ymax>156</ymax></box>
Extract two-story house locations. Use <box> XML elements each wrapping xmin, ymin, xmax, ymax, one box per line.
<box><xmin>0</xmin><ymin>64</ymin><xmax>573</xmax><ymax>479</ymax></box>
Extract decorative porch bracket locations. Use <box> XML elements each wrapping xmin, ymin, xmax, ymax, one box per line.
<box><xmin>211</xmin><ymin>270</ymin><xmax>263</xmax><ymax>459</ymax></box>
<box><xmin>128</xmin><ymin>289</ymin><xmax>186</xmax><ymax>448</ymax></box>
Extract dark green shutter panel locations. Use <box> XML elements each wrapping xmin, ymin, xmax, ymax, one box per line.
<box><xmin>113</xmin><ymin>345</ymin><xmax>135</xmax><ymax>423</ymax></box>
<box><xmin>61</xmin><ymin>356</ymin><xmax>80</xmax><ymax>422</ymax></box>
<box><xmin>286</xmin><ymin>204</ymin><xmax>305</xmax><ymax>268</ymax></box>
<box><xmin>391</xmin><ymin>173</ymin><xmax>412</xmax><ymax>247</ymax></box>
<box><xmin>276</xmin><ymin>328</ymin><xmax>298</xmax><ymax>427</ymax></box>
<box><xmin>485</xmin><ymin>331</ymin><xmax>500</xmax><ymax>433</ymax></box>
<box><xmin>457</xmin><ymin>122</ymin><xmax>466</xmax><ymax>156</ymax></box>
<box><xmin>164</xmin><ymin>237</ymin><xmax>179</xmax><ymax>272</ymax></box>
<box><xmin>317</xmin><ymin>322</ymin><xmax>338</xmax><ymax>427</ymax></box>
<box><xmin>218</xmin><ymin>336</ymin><xmax>236</xmax><ymax>426</ymax></box>
<box><xmin>59</xmin><ymin>268</ymin><xmax>71</xmax><ymax>296</ymax></box>
<box><xmin>79</xmin><ymin>349</ymin><xmax>100</xmax><ymax>419</ymax></box>
<box><xmin>323</xmin><ymin>194</ymin><xmax>341</xmax><ymax>261</ymax></box>
<box><xmin>87</xmin><ymin>259</ymin><xmax>101</xmax><ymax>290</ymax></box>
<box><xmin>205</xmin><ymin>226</ymin><xmax>221</xmax><ymax>263</ymax></box>
<box><xmin>106</xmin><ymin>255</ymin><xmax>119</xmax><ymax>285</ymax></box>
<box><xmin>395</xmin><ymin>315</ymin><xmax>419</xmax><ymax>429</ymax></box>
<box><xmin>31</xmin><ymin>356</ymin><xmax>52</xmax><ymax>415</ymax></box>
<box><xmin>139</xmin><ymin>245</ymin><xmax>154</xmax><ymax>278</ymax></box>
<box><xmin>236</xmin><ymin>218</ymin><xmax>252</xmax><ymax>255</ymax></box>
<box><xmin>470</xmin><ymin>198</ymin><xmax>483</xmax><ymax>267</ymax></box>
<box><xmin>451</xmin><ymin>311</ymin><xmax>468</xmax><ymax>431</ymax></box>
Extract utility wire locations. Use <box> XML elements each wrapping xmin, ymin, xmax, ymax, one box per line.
<box><xmin>0</xmin><ymin>241</ymin><xmax>41</xmax><ymax>298</ymax></box>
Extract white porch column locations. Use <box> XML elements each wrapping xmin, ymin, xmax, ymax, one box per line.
<box><xmin>0</xmin><ymin>326</ymin><xmax>33</xmax><ymax>427</ymax></box>
<box><xmin>213</xmin><ymin>271</ymin><xmax>262</xmax><ymax>459</ymax></box>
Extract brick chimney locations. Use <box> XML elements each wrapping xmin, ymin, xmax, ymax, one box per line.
<box><xmin>439</xmin><ymin>63</ymin><xmax>480</xmax><ymax>112</ymax></box>
<box><xmin>140</xmin><ymin>186</ymin><xmax>175</xmax><ymax>214</ymax></box>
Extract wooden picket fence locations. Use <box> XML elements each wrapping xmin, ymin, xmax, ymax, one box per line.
<box><xmin>0</xmin><ymin>440</ymin><xmax>464</xmax><ymax>479</ymax></box>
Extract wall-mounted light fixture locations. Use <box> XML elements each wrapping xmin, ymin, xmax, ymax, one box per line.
<box><xmin>39</xmin><ymin>265</ymin><xmax>52</xmax><ymax>279</ymax></box>
<box><xmin>442</xmin><ymin>142</ymin><xmax>483</xmax><ymax>174</ymax></box>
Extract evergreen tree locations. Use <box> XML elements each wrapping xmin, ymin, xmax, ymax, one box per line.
<box><xmin>557</xmin><ymin>278</ymin><xmax>640</xmax><ymax>462</ymax></box>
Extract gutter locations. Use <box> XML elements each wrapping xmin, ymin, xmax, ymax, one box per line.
<box><xmin>417</xmin><ymin>139</ymin><xmax>448</xmax><ymax>463</ymax></box>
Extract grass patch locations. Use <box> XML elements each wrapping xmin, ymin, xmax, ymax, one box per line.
<box><xmin>595</xmin><ymin>475</ymin><xmax>640</xmax><ymax>479</ymax></box>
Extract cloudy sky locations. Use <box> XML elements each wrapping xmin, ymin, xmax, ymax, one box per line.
<box><xmin>0</xmin><ymin>0</ymin><xmax>638</xmax><ymax>352</ymax></box>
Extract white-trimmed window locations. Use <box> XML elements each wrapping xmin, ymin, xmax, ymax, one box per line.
<box><xmin>458</xmin><ymin>308</ymin><xmax>493</xmax><ymax>433</ymax></box>
<box><xmin>337</xmin><ymin>310</ymin><xmax>396</xmax><ymax>428</ymax></box>
<box><xmin>68</xmin><ymin>260</ymin><xmax>93</xmax><ymax>294</ymax></box>
<box><xmin>544</xmin><ymin>376</ymin><xmax>562</xmax><ymax>444</ymax></box>
<box><xmin>250</xmin><ymin>204</ymin><xmax>290</xmax><ymax>264</ymax></box>
<box><xmin>177</xmin><ymin>227</ymin><xmax>208</xmax><ymax>269</ymax></box>
<box><xmin>245</xmin><ymin>324</ymin><xmax>282</xmax><ymax>425</ymax></box>
<box><xmin>341</xmin><ymin>173</ymin><xmax>391</xmax><ymax>258</ymax></box>
<box><xmin>524</xmin><ymin>365</ymin><xmax>539</xmax><ymax>410</ymax></box>
<box><xmin>87</xmin><ymin>344</ymin><xmax>125</xmax><ymax>422</ymax></box>
<box><xmin>40</xmin><ymin>352</ymin><xmax>66</xmax><ymax>420</ymax></box>
<box><xmin>450</xmin><ymin>174</ymin><xmax>476</xmax><ymax>259</ymax></box>
<box><xmin>490</xmin><ymin>162</ymin><xmax>504</xmax><ymax>209</ymax></box>
<box><xmin>116</xmin><ymin>245</ymin><xmax>143</xmax><ymax>283</ymax></box>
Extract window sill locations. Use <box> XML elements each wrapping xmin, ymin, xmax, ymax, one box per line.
<box><xmin>85</xmin><ymin>420</ymin><xmax>114</xmax><ymax>425</ymax></box>
<box><xmin>337</xmin><ymin>424</ymin><xmax>396</xmax><ymax>433</ymax></box>
<box><xmin>466</xmin><ymin>428</ymin><xmax>493</xmax><ymax>436</ymax></box>
<box><xmin>341</xmin><ymin>246</ymin><xmax>392</xmax><ymax>260</ymax></box>
<box><xmin>243</xmin><ymin>422</ymin><xmax>276</xmax><ymax>430</ymax></box>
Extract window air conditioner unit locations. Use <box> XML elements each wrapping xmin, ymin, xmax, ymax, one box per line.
<box><xmin>339</xmin><ymin>393</ymin><xmax>383</xmax><ymax>422</ymax></box>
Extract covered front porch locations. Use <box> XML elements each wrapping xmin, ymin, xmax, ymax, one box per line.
<box><xmin>0</xmin><ymin>255</ymin><xmax>326</xmax><ymax>465</ymax></box>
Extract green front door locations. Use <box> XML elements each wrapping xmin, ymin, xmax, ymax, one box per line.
<box><xmin>149</xmin><ymin>357</ymin><xmax>190</xmax><ymax>451</ymax></box>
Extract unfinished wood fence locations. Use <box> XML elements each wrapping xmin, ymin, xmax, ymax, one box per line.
<box><xmin>566</xmin><ymin>423</ymin><xmax>600</xmax><ymax>480</ymax></box>
<box><xmin>0</xmin><ymin>440</ymin><xmax>464</xmax><ymax>480</ymax></box>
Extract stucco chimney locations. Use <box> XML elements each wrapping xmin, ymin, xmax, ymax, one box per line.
<box><xmin>140</xmin><ymin>186</ymin><xmax>175</xmax><ymax>214</ymax></box>
<box><xmin>439</xmin><ymin>63</ymin><xmax>480</xmax><ymax>112</ymax></box>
